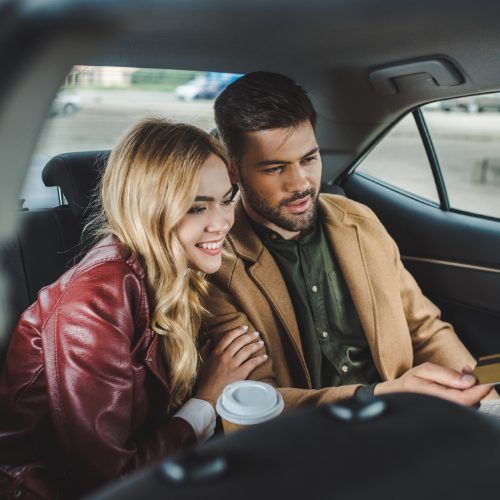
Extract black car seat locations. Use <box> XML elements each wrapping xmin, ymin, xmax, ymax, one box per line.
<box><xmin>0</xmin><ymin>151</ymin><xmax>109</xmax><ymax>352</ymax></box>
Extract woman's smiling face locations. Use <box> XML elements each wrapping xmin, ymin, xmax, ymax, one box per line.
<box><xmin>177</xmin><ymin>154</ymin><xmax>235</xmax><ymax>274</ymax></box>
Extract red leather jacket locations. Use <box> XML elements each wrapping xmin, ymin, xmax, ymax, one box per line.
<box><xmin>0</xmin><ymin>236</ymin><xmax>197</xmax><ymax>499</ymax></box>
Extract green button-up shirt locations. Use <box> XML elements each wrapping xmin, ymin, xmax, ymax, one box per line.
<box><xmin>251</xmin><ymin>219</ymin><xmax>380</xmax><ymax>390</ymax></box>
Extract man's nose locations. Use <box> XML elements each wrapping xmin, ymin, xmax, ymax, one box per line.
<box><xmin>284</xmin><ymin>164</ymin><xmax>309</xmax><ymax>192</ymax></box>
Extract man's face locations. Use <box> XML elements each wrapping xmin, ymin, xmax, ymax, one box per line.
<box><xmin>236</xmin><ymin>120</ymin><xmax>322</xmax><ymax>236</ymax></box>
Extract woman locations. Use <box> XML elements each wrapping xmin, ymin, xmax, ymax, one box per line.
<box><xmin>0</xmin><ymin>119</ymin><xmax>267</xmax><ymax>499</ymax></box>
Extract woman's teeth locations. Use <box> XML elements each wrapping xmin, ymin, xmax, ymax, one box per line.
<box><xmin>197</xmin><ymin>241</ymin><xmax>222</xmax><ymax>250</ymax></box>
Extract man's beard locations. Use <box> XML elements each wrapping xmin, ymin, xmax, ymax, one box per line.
<box><xmin>241</xmin><ymin>182</ymin><xmax>319</xmax><ymax>232</ymax></box>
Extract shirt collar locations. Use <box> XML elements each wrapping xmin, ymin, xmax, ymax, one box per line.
<box><xmin>249</xmin><ymin>217</ymin><xmax>317</xmax><ymax>245</ymax></box>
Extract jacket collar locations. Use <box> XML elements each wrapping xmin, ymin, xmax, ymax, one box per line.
<box><xmin>82</xmin><ymin>234</ymin><xmax>145</xmax><ymax>279</ymax></box>
<box><xmin>230</xmin><ymin>200</ymin><xmax>265</xmax><ymax>263</ymax></box>
<box><xmin>230</xmin><ymin>195</ymin><xmax>347</xmax><ymax>261</ymax></box>
<box><xmin>228</xmin><ymin>195</ymin><xmax>383</xmax><ymax>382</ymax></box>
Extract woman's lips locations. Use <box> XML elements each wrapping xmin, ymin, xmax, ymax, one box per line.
<box><xmin>197</xmin><ymin>246</ymin><xmax>222</xmax><ymax>256</ymax></box>
<box><xmin>285</xmin><ymin>196</ymin><xmax>311</xmax><ymax>213</ymax></box>
<box><xmin>195</xmin><ymin>239</ymin><xmax>223</xmax><ymax>256</ymax></box>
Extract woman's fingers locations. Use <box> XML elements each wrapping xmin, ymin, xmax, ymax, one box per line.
<box><xmin>223</xmin><ymin>330</ymin><xmax>260</xmax><ymax>358</ymax></box>
<box><xmin>233</xmin><ymin>339</ymin><xmax>265</xmax><ymax>366</ymax></box>
<box><xmin>216</xmin><ymin>325</ymin><xmax>249</xmax><ymax>352</ymax></box>
<box><xmin>238</xmin><ymin>354</ymin><xmax>268</xmax><ymax>378</ymax></box>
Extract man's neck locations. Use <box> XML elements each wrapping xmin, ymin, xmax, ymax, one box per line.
<box><xmin>241</xmin><ymin>197</ymin><xmax>301</xmax><ymax>240</ymax></box>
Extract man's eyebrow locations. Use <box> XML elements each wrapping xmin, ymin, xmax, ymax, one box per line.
<box><xmin>255</xmin><ymin>146</ymin><xmax>320</xmax><ymax>167</ymax></box>
<box><xmin>194</xmin><ymin>187</ymin><xmax>233</xmax><ymax>202</ymax></box>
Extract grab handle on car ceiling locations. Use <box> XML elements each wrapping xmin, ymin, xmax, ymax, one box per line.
<box><xmin>370</xmin><ymin>58</ymin><xmax>464</xmax><ymax>96</ymax></box>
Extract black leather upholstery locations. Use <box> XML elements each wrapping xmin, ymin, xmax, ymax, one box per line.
<box><xmin>1</xmin><ymin>151</ymin><xmax>108</xmax><ymax>348</ymax></box>
<box><xmin>42</xmin><ymin>151</ymin><xmax>109</xmax><ymax>217</ymax></box>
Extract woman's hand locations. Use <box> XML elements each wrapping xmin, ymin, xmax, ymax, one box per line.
<box><xmin>195</xmin><ymin>325</ymin><xmax>268</xmax><ymax>407</ymax></box>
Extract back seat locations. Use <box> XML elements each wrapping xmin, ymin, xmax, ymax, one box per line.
<box><xmin>0</xmin><ymin>151</ymin><xmax>109</xmax><ymax>350</ymax></box>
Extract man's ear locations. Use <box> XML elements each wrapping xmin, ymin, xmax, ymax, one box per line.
<box><xmin>227</xmin><ymin>160</ymin><xmax>240</xmax><ymax>184</ymax></box>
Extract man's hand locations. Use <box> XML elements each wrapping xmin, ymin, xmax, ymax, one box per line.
<box><xmin>374</xmin><ymin>362</ymin><xmax>492</xmax><ymax>406</ymax></box>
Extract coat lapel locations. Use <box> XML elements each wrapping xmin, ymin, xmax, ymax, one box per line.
<box><xmin>230</xmin><ymin>201</ymin><xmax>310</xmax><ymax>384</ymax></box>
<box><xmin>319</xmin><ymin>197</ymin><xmax>384</xmax><ymax>378</ymax></box>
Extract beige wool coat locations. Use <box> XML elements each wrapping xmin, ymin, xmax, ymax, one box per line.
<box><xmin>205</xmin><ymin>194</ymin><xmax>475</xmax><ymax>409</ymax></box>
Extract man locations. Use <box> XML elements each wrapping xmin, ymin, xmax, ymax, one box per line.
<box><xmin>205</xmin><ymin>71</ymin><xmax>491</xmax><ymax>409</ymax></box>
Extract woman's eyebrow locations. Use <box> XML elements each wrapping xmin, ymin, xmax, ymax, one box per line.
<box><xmin>195</xmin><ymin>187</ymin><xmax>233</xmax><ymax>202</ymax></box>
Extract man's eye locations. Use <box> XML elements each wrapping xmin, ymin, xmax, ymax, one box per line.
<box><xmin>221</xmin><ymin>199</ymin><xmax>235</xmax><ymax>207</ymax></box>
<box><xmin>187</xmin><ymin>206</ymin><xmax>207</xmax><ymax>215</ymax></box>
<box><xmin>302</xmin><ymin>156</ymin><xmax>317</xmax><ymax>165</ymax></box>
<box><xmin>262</xmin><ymin>166</ymin><xmax>283</xmax><ymax>174</ymax></box>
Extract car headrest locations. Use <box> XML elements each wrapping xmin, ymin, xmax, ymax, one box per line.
<box><xmin>42</xmin><ymin>151</ymin><xmax>110</xmax><ymax>217</ymax></box>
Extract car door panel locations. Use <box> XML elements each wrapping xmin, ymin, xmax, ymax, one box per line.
<box><xmin>340</xmin><ymin>172</ymin><xmax>500</xmax><ymax>357</ymax></box>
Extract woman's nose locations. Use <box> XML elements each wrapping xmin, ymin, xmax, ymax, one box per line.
<box><xmin>206</xmin><ymin>211</ymin><xmax>231</xmax><ymax>233</ymax></box>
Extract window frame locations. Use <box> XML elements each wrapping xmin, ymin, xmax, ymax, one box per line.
<box><xmin>350</xmin><ymin>101</ymin><xmax>500</xmax><ymax>224</ymax></box>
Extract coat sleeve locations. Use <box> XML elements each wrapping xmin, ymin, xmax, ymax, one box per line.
<box><xmin>205</xmin><ymin>278</ymin><xmax>361</xmax><ymax>410</ymax></box>
<box><xmin>43</xmin><ymin>260</ymin><xmax>196</xmax><ymax>492</ymax></box>
<box><xmin>389</xmin><ymin>236</ymin><xmax>476</xmax><ymax>371</ymax></box>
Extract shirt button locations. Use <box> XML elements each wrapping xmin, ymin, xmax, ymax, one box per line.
<box><xmin>341</xmin><ymin>365</ymin><xmax>349</xmax><ymax>373</ymax></box>
<box><xmin>311</xmin><ymin>285</ymin><xmax>318</xmax><ymax>292</ymax></box>
<box><xmin>321</xmin><ymin>331</ymin><xmax>328</xmax><ymax>338</ymax></box>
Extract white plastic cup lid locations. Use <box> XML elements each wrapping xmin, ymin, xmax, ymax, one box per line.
<box><xmin>216</xmin><ymin>381</ymin><xmax>284</xmax><ymax>425</ymax></box>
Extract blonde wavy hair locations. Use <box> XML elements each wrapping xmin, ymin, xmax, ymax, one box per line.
<box><xmin>91</xmin><ymin>118</ymin><xmax>228</xmax><ymax>412</ymax></box>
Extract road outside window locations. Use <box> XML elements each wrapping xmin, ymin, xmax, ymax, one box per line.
<box><xmin>356</xmin><ymin>114</ymin><xmax>439</xmax><ymax>203</ymax></box>
<box><xmin>422</xmin><ymin>94</ymin><xmax>500</xmax><ymax>219</ymax></box>
<box><xmin>21</xmin><ymin>66</ymin><xmax>239</xmax><ymax>209</ymax></box>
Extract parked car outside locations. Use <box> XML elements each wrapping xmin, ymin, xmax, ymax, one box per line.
<box><xmin>49</xmin><ymin>90</ymin><xmax>81</xmax><ymax>116</ymax></box>
<box><xmin>175</xmin><ymin>74</ymin><xmax>238</xmax><ymax>101</ymax></box>
<box><xmin>439</xmin><ymin>92</ymin><xmax>500</xmax><ymax>113</ymax></box>
<box><xmin>440</xmin><ymin>95</ymin><xmax>478</xmax><ymax>112</ymax></box>
<box><xmin>473</xmin><ymin>92</ymin><xmax>500</xmax><ymax>112</ymax></box>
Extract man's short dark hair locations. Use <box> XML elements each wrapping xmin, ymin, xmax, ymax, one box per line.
<box><xmin>214</xmin><ymin>71</ymin><xmax>317</xmax><ymax>164</ymax></box>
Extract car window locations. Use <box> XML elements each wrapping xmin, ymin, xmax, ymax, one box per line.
<box><xmin>355</xmin><ymin>114</ymin><xmax>440</xmax><ymax>203</ymax></box>
<box><xmin>422</xmin><ymin>94</ymin><xmax>500</xmax><ymax>219</ymax></box>
<box><xmin>20</xmin><ymin>66</ymin><xmax>239</xmax><ymax>210</ymax></box>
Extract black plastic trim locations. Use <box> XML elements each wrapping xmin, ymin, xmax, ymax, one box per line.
<box><xmin>354</xmin><ymin>171</ymin><xmax>440</xmax><ymax>209</ymax></box>
<box><xmin>412</xmin><ymin>108</ymin><xmax>450</xmax><ymax>210</ymax></box>
<box><xmin>449</xmin><ymin>207</ymin><xmax>500</xmax><ymax>224</ymax></box>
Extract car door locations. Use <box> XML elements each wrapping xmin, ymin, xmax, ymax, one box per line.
<box><xmin>338</xmin><ymin>98</ymin><xmax>500</xmax><ymax>359</ymax></box>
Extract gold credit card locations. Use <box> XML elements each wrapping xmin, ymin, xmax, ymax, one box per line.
<box><xmin>474</xmin><ymin>353</ymin><xmax>500</xmax><ymax>386</ymax></box>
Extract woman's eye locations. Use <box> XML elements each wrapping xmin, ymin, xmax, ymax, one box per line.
<box><xmin>187</xmin><ymin>205</ymin><xmax>207</xmax><ymax>215</ymax></box>
<box><xmin>221</xmin><ymin>199</ymin><xmax>235</xmax><ymax>207</ymax></box>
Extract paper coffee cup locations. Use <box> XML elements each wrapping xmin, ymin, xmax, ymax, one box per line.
<box><xmin>216</xmin><ymin>381</ymin><xmax>284</xmax><ymax>433</ymax></box>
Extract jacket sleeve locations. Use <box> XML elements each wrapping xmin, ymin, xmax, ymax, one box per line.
<box><xmin>389</xmin><ymin>236</ymin><xmax>476</xmax><ymax>371</ymax></box>
<box><xmin>205</xmin><ymin>279</ymin><xmax>361</xmax><ymax>411</ymax></box>
<box><xmin>43</xmin><ymin>260</ymin><xmax>196</xmax><ymax>491</ymax></box>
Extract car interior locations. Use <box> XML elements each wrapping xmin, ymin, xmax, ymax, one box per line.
<box><xmin>1</xmin><ymin>0</ymin><xmax>500</xmax><ymax>495</ymax></box>
<box><xmin>2</xmin><ymin>0</ymin><xmax>500</xmax><ymax>362</ymax></box>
